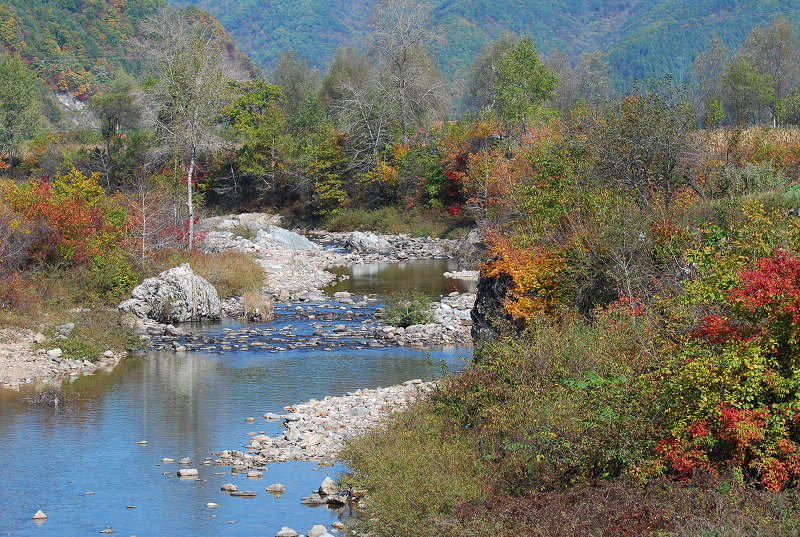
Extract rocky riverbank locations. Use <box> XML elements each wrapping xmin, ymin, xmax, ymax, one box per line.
<box><xmin>0</xmin><ymin>328</ymin><xmax>125</xmax><ymax>390</ymax></box>
<box><xmin>217</xmin><ymin>379</ymin><xmax>434</xmax><ymax>467</ymax></box>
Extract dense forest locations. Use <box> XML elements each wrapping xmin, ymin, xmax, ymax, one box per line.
<box><xmin>169</xmin><ymin>0</ymin><xmax>800</xmax><ymax>104</ymax></box>
<box><xmin>6</xmin><ymin>0</ymin><xmax>800</xmax><ymax>535</ymax></box>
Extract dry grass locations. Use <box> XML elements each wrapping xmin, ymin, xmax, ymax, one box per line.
<box><xmin>241</xmin><ymin>290</ymin><xmax>274</xmax><ymax>321</ymax></box>
<box><xmin>188</xmin><ymin>251</ymin><xmax>265</xmax><ymax>298</ymax></box>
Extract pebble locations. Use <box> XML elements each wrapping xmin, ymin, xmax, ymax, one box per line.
<box><xmin>220</xmin><ymin>483</ymin><xmax>238</xmax><ymax>492</ymax></box>
<box><xmin>206</xmin><ymin>503</ymin><xmax>218</xmax><ymax>508</ymax></box>
<box><xmin>162</xmin><ymin>458</ymin><xmax>174</xmax><ymax>463</ymax></box>
<box><xmin>179</xmin><ymin>457</ymin><xmax>192</xmax><ymax>465</ymax></box>
<box><xmin>32</xmin><ymin>510</ymin><xmax>47</xmax><ymax>520</ymax></box>
<box><xmin>266</xmin><ymin>483</ymin><xmax>286</xmax><ymax>494</ymax></box>
<box><xmin>136</xmin><ymin>440</ymin><xmax>148</xmax><ymax>445</ymax></box>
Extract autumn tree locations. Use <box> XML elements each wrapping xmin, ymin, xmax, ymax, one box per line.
<box><xmin>0</xmin><ymin>54</ymin><xmax>40</xmax><ymax>170</ymax></box>
<box><xmin>141</xmin><ymin>6</ymin><xmax>237</xmax><ymax>249</ymax></box>
<box><xmin>588</xmin><ymin>79</ymin><xmax>697</xmax><ymax>210</ymax></box>
<box><xmin>272</xmin><ymin>51</ymin><xmax>324</xmax><ymax>127</ymax></box>
<box><xmin>320</xmin><ymin>47</ymin><xmax>371</xmax><ymax>112</ymax></box>
<box><xmin>693</xmin><ymin>34</ymin><xmax>729</xmax><ymax>124</ymax></box>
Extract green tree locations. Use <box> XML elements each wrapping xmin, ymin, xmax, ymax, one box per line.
<box><xmin>723</xmin><ymin>59</ymin><xmax>775</xmax><ymax>126</ymax></box>
<box><xmin>272</xmin><ymin>51</ymin><xmax>321</xmax><ymax>124</ymax></box>
<box><xmin>0</xmin><ymin>54</ymin><xmax>40</xmax><ymax>169</ymax></box>
<box><xmin>741</xmin><ymin>17</ymin><xmax>800</xmax><ymax>127</ymax></box>
<box><xmin>90</xmin><ymin>71</ymin><xmax>141</xmax><ymax>187</ymax></box>
<box><xmin>465</xmin><ymin>33</ymin><xmax>517</xmax><ymax>113</ymax></box>
<box><xmin>492</xmin><ymin>37</ymin><xmax>557</xmax><ymax>139</ymax></box>
<box><xmin>226</xmin><ymin>79</ymin><xmax>286</xmax><ymax>194</ymax></box>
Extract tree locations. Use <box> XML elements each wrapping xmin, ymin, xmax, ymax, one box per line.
<box><xmin>272</xmin><ymin>50</ymin><xmax>322</xmax><ymax>123</ymax></box>
<box><xmin>741</xmin><ymin>17</ymin><xmax>800</xmax><ymax>127</ymax></box>
<box><xmin>371</xmin><ymin>0</ymin><xmax>447</xmax><ymax>140</ymax></box>
<box><xmin>588</xmin><ymin>79</ymin><xmax>698</xmax><ymax>209</ymax></box>
<box><xmin>723</xmin><ymin>59</ymin><xmax>775</xmax><ymax>126</ymax></box>
<box><xmin>226</xmin><ymin>79</ymin><xmax>286</xmax><ymax>195</ymax></box>
<box><xmin>0</xmin><ymin>54</ymin><xmax>40</xmax><ymax>169</ymax></box>
<box><xmin>694</xmin><ymin>34</ymin><xmax>729</xmax><ymax>122</ymax></box>
<box><xmin>320</xmin><ymin>47</ymin><xmax>371</xmax><ymax>112</ymax></box>
<box><xmin>575</xmin><ymin>52</ymin><xmax>612</xmax><ymax>107</ymax></box>
<box><xmin>141</xmin><ymin>7</ymin><xmax>236</xmax><ymax>249</ymax></box>
<box><xmin>492</xmin><ymin>37</ymin><xmax>558</xmax><ymax>139</ymax></box>
<box><xmin>90</xmin><ymin>71</ymin><xmax>141</xmax><ymax>187</ymax></box>
<box><xmin>465</xmin><ymin>33</ymin><xmax>517</xmax><ymax>113</ymax></box>
<box><xmin>546</xmin><ymin>49</ymin><xmax>578</xmax><ymax>114</ymax></box>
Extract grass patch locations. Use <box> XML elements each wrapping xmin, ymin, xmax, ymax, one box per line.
<box><xmin>324</xmin><ymin>207</ymin><xmax>472</xmax><ymax>239</ymax></box>
<box><xmin>50</xmin><ymin>311</ymin><xmax>145</xmax><ymax>362</ymax></box>
<box><xmin>188</xmin><ymin>251</ymin><xmax>265</xmax><ymax>298</ymax></box>
<box><xmin>382</xmin><ymin>292</ymin><xmax>433</xmax><ymax>327</ymax></box>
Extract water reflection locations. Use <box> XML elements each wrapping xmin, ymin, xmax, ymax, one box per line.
<box><xmin>326</xmin><ymin>259</ymin><xmax>476</xmax><ymax>296</ymax></box>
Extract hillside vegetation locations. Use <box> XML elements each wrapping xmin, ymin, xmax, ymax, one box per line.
<box><xmin>0</xmin><ymin>0</ymin><xmax>255</xmax><ymax>103</ymax></box>
<box><xmin>168</xmin><ymin>0</ymin><xmax>800</xmax><ymax>99</ymax></box>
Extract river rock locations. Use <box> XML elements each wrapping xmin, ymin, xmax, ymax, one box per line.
<box><xmin>32</xmin><ymin>510</ymin><xmax>47</xmax><ymax>520</ymax></box>
<box><xmin>345</xmin><ymin>231</ymin><xmax>392</xmax><ymax>253</ymax></box>
<box><xmin>177</xmin><ymin>468</ymin><xmax>198</xmax><ymax>477</ymax></box>
<box><xmin>46</xmin><ymin>348</ymin><xmax>62</xmax><ymax>359</ymax></box>
<box><xmin>221</xmin><ymin>483</ymin><xmax>238</xmax><ymax>492</ymax></box>
<box><xmin>308</xmin><ymin>525</ymin><xmax>329</xmax><ymax>537</ymax></box>
<box><xmin>230</xmin><ymin>490</ymin><xmax>257</xmax><ymax>497</ymax></box>
<box><xmin>118</xmin><ymin>264</ymin><xmax>221</xmax><ymax>323</ymax></box>
<box><xmin>318</xmin><ymin>477</ymin><xmax>337</xmax><ymax>496</ymax></box>
<box><xmin>266</xmin><ymin>483</ymin><xmax>285</xmax><ymax>495</ymax></box>
<box><xmin>256</xmin><ymin>226</ymin><xmax>320</xmax><ymax>251</ymax></box>
<box><xmin>179</xmin><ymin>457</ymin><xmax>192</xmax><ymax>465</ymax></box>
<box><xmin>276</xmin><ymin>527</ymin><xmax>298</xmax><ymax>537</ymax></box>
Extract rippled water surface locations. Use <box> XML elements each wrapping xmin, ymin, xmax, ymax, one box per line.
<box><xmin>0</xmin><ymin>262</ymin><xmax>472</xmax><ymax>537</ymax></box>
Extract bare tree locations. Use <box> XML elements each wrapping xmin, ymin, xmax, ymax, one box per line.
<box><xmin>140</xmin><ymin>6</ymin><xmax>237</xmax><ymax>249</ymax></box>
<box><xmin>371</xmin><ymin>0</ymin><xmax>447</xmax><ymax>140</ymax></box>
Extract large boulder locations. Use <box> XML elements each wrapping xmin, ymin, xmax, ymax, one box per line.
<box><xmin>119</xmin><ymin>264</ymin><xmax>221</xmax><ymax>323</ymax></box>
<box><xmin>197</xmin><ymin>213</ymin><xmax>282</xmax><ymax>232</ymax></box>
<box><xmin>345</xmin><ymin>231</ymin><xmax>393</xmax><ymax>253</ymax></box>
<box><xmin>454</xmin><ymin>228</ymin><xmax>486</xmax><ymax>270</ymax></box>
<box><xmin>256</xmin><ymin>226</ymin><xmax>321</xmax><ymax>251</ymax></box>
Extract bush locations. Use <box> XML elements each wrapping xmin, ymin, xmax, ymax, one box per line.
<box><xmin>323</xmin><ymin>207</ymin><xmax>471</xmax><ymax>238</ymax></box>
<box><xmin>383</xmin><ymin>292</ymin><xmax>433</xmax><ymax>327</ymax></box>
<box><xmin>341</xmin><ymin>407</ymin><xmax>484</xmax><ymax>537</ymax></box>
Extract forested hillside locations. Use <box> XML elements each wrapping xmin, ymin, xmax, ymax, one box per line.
<box><xmin>0</xmin><ymin>0</ymin><xmax>255</xmax><ymax>102</ymax></box>
<box><xmin>169</xmin><ymin>0</ymin><xmax>800</xmax><ymax>96</ymax></box>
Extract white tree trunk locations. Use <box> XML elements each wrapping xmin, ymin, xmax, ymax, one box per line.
<box><xmin>187</xmin><ymin>146</ymin><xmax>196</xmax><ymax>250</ymax></box>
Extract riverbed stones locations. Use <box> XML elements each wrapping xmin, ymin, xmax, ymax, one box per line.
<box><xmin>345</xmin><ymin>231</ymin><xmax>393</xmax><ymax>253</ymax></box>
<box><xmin>220</xmin><ymin>381</ymin><xmax>434</xmax><ymax>465</ymax></box>
<box><xmin>246</xmin><ymin>471</ymin><xmax>263</xmax><ymax>479</ymax></box>
<box><xmin>119</xmin><ymin>264</ymin><xmax>221</xmax><ymax>323</ymax></box>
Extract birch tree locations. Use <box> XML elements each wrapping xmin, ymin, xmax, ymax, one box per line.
<box><xmin>141</xmin><ymin>7</ymin><xmax>234</xmax><ymax>249</ymax></box>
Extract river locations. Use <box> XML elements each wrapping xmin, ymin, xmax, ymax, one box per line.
<box><xmin>0</xmin><ymin>260</ymin><xmax>473</xmax><ymax>537</ymax></box>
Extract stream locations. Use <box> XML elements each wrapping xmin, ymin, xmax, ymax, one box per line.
<box><xmin>0</xmin><ymin>260</ymin><xmax>473</xmax><ymax>537</ymax></box>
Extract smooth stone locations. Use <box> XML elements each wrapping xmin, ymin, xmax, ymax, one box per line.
<box><xmin>308</xmin><ymin>525</ymin><xmax>329</xmax><ymax>537</ymax></box>
<box><xmin>179</xmin><ymin>457</ymin><xmax>192</xmax><ymax>465</ymax></box>
<box><xmin>230</xmin><ymin>491</ymin><xmax>257</xmax><ymax>497</ymax></box>
<box><xmin>246</xmin><ymin>471</ymin><xmax>263</xmax><ymax>479</ymax></box>
<box><xmin>32</xmin><ymin>510</ymin><xmax>47</xmax><ymax>520</ymax></box>
<box><xmin>266</xmin><ymin>483</ymin><xmax>285</xmax><ymax>494</ymax></box>
<box><xmin>220</xmin><ymin>483</ymin><xmax>238</xmax><ymax>492</ymax></box>
<box><xmin>245</xmin><ymin>417</ymin><xmax>255</xmax><ymax>423</ymax></box>
<box><xmin>276</xmin><ymin>528</ymin><xmax>298</xmax><ymax>537</ymax></box>
<box><xmin>100</xmin><ymin>527</ymin><xmax>113</xmax><ymax>534</ymax></box>
<box><xmin>318</xmin><ymin>476</ymin><xmax>337</xmax><ymax>496</ymax></box>
<box><xmin>47</xmin><ymin>348</ymin><xmax>62</xmax><ymax>358</ymax></box>
<box><xmin>177</xmin><ymin>468</ymin><xmax>199</xmax><ymax>477</ymax></box>
<box><xmin>207</xmin><ymin>503</ymin><xmax>218</xmax><ymax>508</ymax></box>
<box><xmin>136</xmin><ymin>440</ymin><xmax>148</xmax><ymax>445</ymax></box>
<box><xmin>126</xmin><ymin>505</ymin><xmax>136</xmax><ymax>509</ymax></box>
<box><xmin>162</xmin><ymin>458</ymin><xmax>174</xmax><ymax>463</ymax></box>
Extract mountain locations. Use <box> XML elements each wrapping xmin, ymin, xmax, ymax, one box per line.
<box><xmin>0</xmin><ymin>0</ymin><xmax>256</xmax><ymax>101</ymax></box>
<box><xmin>168</xmin><ymin>0</ymin><xmax>800</xmax><ymax>92</ymax></box>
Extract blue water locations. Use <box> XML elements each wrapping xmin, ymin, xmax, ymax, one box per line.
<box><xmin>0</xmin><ymin>265</ymin><xmax>471</xmax><ymax>537</ymax></box>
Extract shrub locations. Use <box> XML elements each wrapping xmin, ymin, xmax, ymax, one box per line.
<box><xmin>383</xmin><ymin>292</ymin><xmax>433</xmax><ymax>327</ymax></box>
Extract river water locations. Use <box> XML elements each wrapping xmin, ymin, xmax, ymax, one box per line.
<box><xmin>0</xmin><ymin>260</ymin><xmax>472</xmax><ymax>537</ymax></box>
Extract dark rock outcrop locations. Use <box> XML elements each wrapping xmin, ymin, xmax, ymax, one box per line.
<box><xmin>470</xmin><ymin>270</ymin><xmax>520</xmax><ymax>359</ymax></box>
<box><xmin>454</xmin><ymin>229</ymin><xmax>486</xmax><ymax>270</ymax></box>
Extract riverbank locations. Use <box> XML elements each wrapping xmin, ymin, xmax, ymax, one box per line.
<box><xmin>0</xmin><ymin>327</ymin><xmax>126</xmax><ymax>390</ymax></box>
